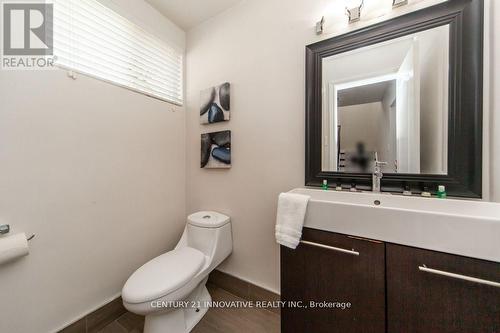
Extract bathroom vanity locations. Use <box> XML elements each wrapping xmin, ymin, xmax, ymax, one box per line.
<box><xmin>281</xmin><ymin>189</ymin><xmax>500</xmax><ymax>333</ymax></box>
<box><xmin>284</xmin><ymin>0</ymin><xmax>499</xmax><ymax>331</ymax></box>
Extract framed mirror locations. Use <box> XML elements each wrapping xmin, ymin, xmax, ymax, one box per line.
<box><xmin>305</xmin><ymin>0</ymin><xmax>483</xmax><ymax>198</ymax></box>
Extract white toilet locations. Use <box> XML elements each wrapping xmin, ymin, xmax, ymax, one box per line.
<box><xmin>122</xmin><ymin>211</ymin><xmax>232</xmax><ymax>333</ymax></box>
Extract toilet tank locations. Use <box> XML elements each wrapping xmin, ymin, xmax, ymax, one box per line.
<box><xmin>183</xmin><ymin>211</ymin><xmax>232</xmax><ymax>268</ymax></box>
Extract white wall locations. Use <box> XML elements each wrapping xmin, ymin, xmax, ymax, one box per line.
<box><xmin>0</xmin><ymin>1</ymin><xmax>186</xmax><ymax>333</ymax></box>
<box><xmin>185</xmin><ymin>0</ymin><xmax>448</xmax><ymax>293</ymax></box>
<box><xmin>381</xmin><ymin>83</ymin><xmax>397</xmax><ymax>172</ymax></box>
<box><xmin>338</xmin><ymin>102</ymin><xmax>384</xmax><ymax>153</ymax></box>
<box><xmin>419</xmin><ymin>26</ymin><xmax>449</xmax><ymax>174</ymax></box>
<box><xmin>491</xmin><ymin>1</ymin><xmax>500</xmax><ymax>202</ymax></box>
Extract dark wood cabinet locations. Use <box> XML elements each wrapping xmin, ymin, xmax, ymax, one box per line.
<box><xmin>386</xmin><ymin>244</ymin><xmax>500</xmax><ymax>333</ymax></box>
<box><xmin>281</xmin><ymin>229</ymin><xmax>500</xmax><ymax>333</ymax></box>
<box><xmin>281</xmin><ymin>228</ymin><xmax>386</xmax><ymax>333</ymax></box>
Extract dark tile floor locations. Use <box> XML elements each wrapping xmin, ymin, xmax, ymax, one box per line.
<box><xmin>97</xmin><ymin>285</ymin><xmax>280</xmax><ymax>333</ymax></box>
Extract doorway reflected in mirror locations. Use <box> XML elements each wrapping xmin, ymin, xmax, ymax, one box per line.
<box><xmin>322</xmin><ymin>24</ymin><xmax>449</xmax><ymax>175</ymax></box>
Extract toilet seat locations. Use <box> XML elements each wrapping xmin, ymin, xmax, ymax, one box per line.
<box><xmin>122</xmin><ymin>247</ymin><xmax>205</xmax><ymax>304</ymax></box>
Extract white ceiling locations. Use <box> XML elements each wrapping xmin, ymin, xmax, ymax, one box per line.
<box><xmin>145</xmin><ymin>0</ymin><xmax>242</xmax><ymax>30</ymax></box>
<box><xmin>338</xmin><ymin>80</ymin><xmax>394</xmax><ymax>107</ymax></box>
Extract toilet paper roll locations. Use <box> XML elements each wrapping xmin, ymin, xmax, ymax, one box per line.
<box><xmin>0</xmin><ymin>233</ymin><xmax>29</xmax><ymax>265</ymax></box>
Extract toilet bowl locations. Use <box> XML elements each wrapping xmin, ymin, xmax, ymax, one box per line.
<box><xmin>122</xmin><ymin>211</ymin><xmax>232</xmax><ymax>333</ymax></box>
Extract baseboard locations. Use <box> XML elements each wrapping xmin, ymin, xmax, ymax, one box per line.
<box><xmin>57</xmin><ymin>270</ymin><xmax>281</xmax><ymax>332</ymax></box>
<box><xmin>208</xmin><ymin>269</ymin><xmax>281</xmax><ymax>314</ymax></box>
<box><xmin>214</xmin><ymin>268</ymin><xmax>280</xmax><ymax>295</ymax></box>
<box><xmin>57</xmin><ymin>294</ymin><xmax>125</xmax><ymax>333</ymax></box>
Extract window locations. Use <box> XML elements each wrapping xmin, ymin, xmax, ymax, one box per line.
<box><xmin>53</xmin><ymin>0</ymin><xmax>183</xmax><ymax>105</ymax></box>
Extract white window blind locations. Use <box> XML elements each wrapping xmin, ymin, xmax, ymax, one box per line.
<box><xmin>53</xmin><ymin>0</ymin><xmax>183</xmax><ymax>105</ymax></box>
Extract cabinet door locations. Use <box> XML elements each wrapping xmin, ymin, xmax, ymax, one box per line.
<box><xmin>281</xmin><ymin>228</ymin><xmax>386</xmax><ymax>333</ymax></box>
<box><xmin>387</xmin><ymin>244</ymin><xmax>500</xmax><ymax>333</ymax></box>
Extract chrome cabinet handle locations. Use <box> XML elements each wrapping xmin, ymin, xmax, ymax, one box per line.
<box><xmin>419</xmin><ymin>265</ymin><xmax>500</xmax><ymax>288</ymax></box>
<box><xmin>300</xmin><ymin>240</ymin><xmax>359</xmax><ymax>256</ymax></box>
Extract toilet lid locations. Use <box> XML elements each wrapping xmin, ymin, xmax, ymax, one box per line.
<box><xmin>188</xmin><ymin>211</ymin><xmax>230</xmax><ymax>228</ymax></box>
<box><xmin>122</xmin><ymin>247</ymin><xmax>205</xmax><ymax>304</ymax></box>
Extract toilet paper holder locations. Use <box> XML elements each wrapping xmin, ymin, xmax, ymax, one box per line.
<box><xmin>0</xmin><ymin>224</ymin><xmax>35</xmax><ymax>241</ymax></box>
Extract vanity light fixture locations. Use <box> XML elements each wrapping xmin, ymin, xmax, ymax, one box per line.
<box><xmin>392</xmin><ymin>0</ymin><xmax>408</xmax><ymax>8</ymax></box>
<box><xmin>345</xmin><ymin>0</ymin><xmax>364</xmax><ymax>23</ymax></box>
<box><xmin>316</xmin><ymin>16</ymin><xmax>325</xmax><ymax>35</ymax></box>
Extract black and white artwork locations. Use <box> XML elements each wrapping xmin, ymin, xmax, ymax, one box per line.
<box><xmin>201</xmin><ymin>130</ymin><xmax>231</xmax><ymax>169</ymax></box>
<box><xmin>200</xmin><ymin>82</ymin><xmax>230</xmax><ymax>124</ymax></box>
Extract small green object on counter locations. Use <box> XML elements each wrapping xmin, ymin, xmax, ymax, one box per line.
<box><xmin>437</xmin><ymin>185</ymin><xmax>447</xmax><ymax>199</ymax></box>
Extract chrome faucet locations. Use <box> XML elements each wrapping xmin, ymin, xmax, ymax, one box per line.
<box><xmin>372</xmin><ymin>157</ymin><xmax>387</xmax><ymax>193</ymax></box>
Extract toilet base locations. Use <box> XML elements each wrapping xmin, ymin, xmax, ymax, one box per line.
<box><xmin>144</xmin><ymin>279</ymin><xmax>212</xmax><ymax>333</ymax></box>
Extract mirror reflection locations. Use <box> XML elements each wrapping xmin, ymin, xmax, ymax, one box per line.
<box><xmin>322</xmin><ymin>25</ymin><xmax>449</xmax><ymax>174</ymax></box>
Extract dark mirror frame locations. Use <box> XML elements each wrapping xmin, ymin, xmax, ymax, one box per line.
<box><xmin>305</xmin><ymin>0</ymin><xmax>483</xmax><ymax>198</ymax></box>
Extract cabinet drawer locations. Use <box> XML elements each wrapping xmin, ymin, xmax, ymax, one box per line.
<box><xmin>387</xmin><ymin>244</ymin><xmax>500</xmax><ymax>333</ymax></box>
<box><xmin>281</xmin><ymin>228</ymin><xmax>385</xmax><ymax>333</ymax></box>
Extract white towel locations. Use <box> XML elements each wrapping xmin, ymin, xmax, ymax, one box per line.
<box><xmin>275</xmin><ymin>192</ymin><xmax>310</xmax><ymax>249</ymax></box>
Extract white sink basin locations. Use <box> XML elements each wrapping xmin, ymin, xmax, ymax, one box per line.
<box><xmin>291</xmin><ymin>188</ymin><xmax>500</xmax><ymax>263</ymax></box>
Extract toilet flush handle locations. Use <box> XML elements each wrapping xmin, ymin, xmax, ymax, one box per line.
<box><xmin>0</xmin><ymin>224</ymin><xmax>9</xmax><ymax>235</ymax></box>
<box><xmin>0</xmin><ymin>224</ymin><xmax>35</xmax><ymax>241</ymax></box>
